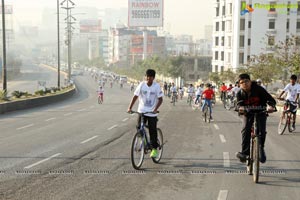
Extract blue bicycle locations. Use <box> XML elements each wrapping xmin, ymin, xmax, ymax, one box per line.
<box><xmin>129</xmin><ymin>111</ymin><xmax>164</xmax><ymax>170</ymax></box>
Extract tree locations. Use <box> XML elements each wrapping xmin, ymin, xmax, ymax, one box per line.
<box><xmin>209</xmin><ymin>72</ymin><xmax>221</xmax><ymax>85</ymax></box>
<box><xmin>220</xmin><ymin>69</ymin><xmax>237</xmax><ymax>83</ymax></box>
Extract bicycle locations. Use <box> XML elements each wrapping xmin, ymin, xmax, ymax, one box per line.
<box><xmin>97</xmin><ymin>93</ymin><xmax>103</xmax><ymax>104</ymax></box>
<box><xmin>239</xmin><ymin>106</ymin><xmax>276</xmax><ymax>183</ymax></box>
<box><xmin>171</xmin><ymin>92</ymin><xmax>177</xmax><ymax>106</ymax></box>
<box><xmin>187</xmin><ymin>92</ymin><xmax>194</xmax><ymax>106</ymax></box>
<box><xmin>129</xmin><ymin>111</ymin><xmax>164</xmax><ymax>170</ymax></box>
<box><xmin>278</xmin><ymin>99</ymin><xmax>297</xmax><ymax>135</ymax></box>
<box><xmin>225</xmin><ymin>96</ymin><xmax>236</xmax><ymax>110</ymax></box>
<box><xmin>202</xmin><ymin>100</ymin><xmax>211</xmax><ymax>123</ymax></box>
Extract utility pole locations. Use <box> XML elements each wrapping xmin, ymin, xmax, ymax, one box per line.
<box><xmin>1</xmin><ymin>0</ymin><xmax>7</xmax><ymax>92</ymax></box>
<box><xmin>57</xmin><ymin>0</ymin><xmax>61</xmax><ymax>88</ymax></box>
<box><xmin>61</xmin><ymin>0</ymin><xmax>75</xmax><ymax>83</ymax></box>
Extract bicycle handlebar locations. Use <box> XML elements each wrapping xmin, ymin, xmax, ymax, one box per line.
<box><xmin>127</xmin><ymin>111</ymin><xmax>159</xmax><ymax>115</ymax></box>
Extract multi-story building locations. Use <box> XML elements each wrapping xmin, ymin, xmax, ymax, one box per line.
<box><xmin>109</xmin><ymin>25</ymin><xmax>166</xmax><ymax>67</ymax></box>
<box><xmin>212</xmin><ymin>0</ymin><xmax>300</xmax><ymax>73</ymax></box>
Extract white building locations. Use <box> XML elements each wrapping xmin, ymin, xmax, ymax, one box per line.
<box><xmin>212</xmin><ymin>0</ymin><xmax>300</xmax><ymax>73</ymax></box>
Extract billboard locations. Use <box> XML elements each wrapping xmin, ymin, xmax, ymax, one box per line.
<box><xmin>80</xmin><ymin>19</ymin><xmax>102</xmax><ymax>33</ymax></box>
<box><xmin>128</xmin><ymin>0</ymin><xmax>163</xmax><ymax>27</ymax></box>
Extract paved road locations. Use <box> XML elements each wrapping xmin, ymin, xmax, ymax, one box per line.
<box><xmin>0</xmin><ymin>75</ymin><xmax>299</xmax><ymax>200</ymax></box>
<box><xmin>5</xmin><ymin>60</ymin><xmax>67</xmax><ymax>94</ymax></box>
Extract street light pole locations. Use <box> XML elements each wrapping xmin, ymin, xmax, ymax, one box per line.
<box><xmin>57</xmin><ymin>0</ymin><xmax>61</xmax><ymax>88</ymax></box>
<box><xmin>1</xmin><ymin>0</ymin><xmax>7</xmax><ymax>92</ymax></box>
<box><xmin>61</xmin><ymin>0</ymin><xmax>75</xmax><ymax>83</ymax></box>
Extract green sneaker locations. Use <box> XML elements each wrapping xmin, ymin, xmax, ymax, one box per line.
<box><xmin>150</xmin><ymin>149</ymin><xmax>158</xmax><ymax>158</ymax></box>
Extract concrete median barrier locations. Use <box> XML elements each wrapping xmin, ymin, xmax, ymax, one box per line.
<box><xmin>0</xmin><ymin>86</ymin><xmax>76</xmax><ymax>114</ymax></box>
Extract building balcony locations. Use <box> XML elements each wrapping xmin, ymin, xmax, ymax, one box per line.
<box><xmin>267</xmin><ymin>11</ymin><xmax>278</xmax><ymax>18</ymax></box>
<box><xmin>266</xmin><ymin>29</ymin><xmax>277</xmax><ymax>35</ymax></box>
<box><xmin>266</xmin><ymin>46</ymin><xmax>276</xmax><ymax>52</ymax></box>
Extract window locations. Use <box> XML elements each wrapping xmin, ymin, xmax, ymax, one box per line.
<box><xmin>297</xmin><ymin>20</ymin><xmax>300</xmax><ymax>31</ymax></box>
<box><xmin>269</xmin><ymin>19</ymin><xmax>275</xmax><ymax>29</ymax></box>
<box><xmin>216</xmin><ymin>7</ymin><xmax>219</xmax><ymax>17</ymax></box>
<box><xmin>298</xmin><ymin>2</ymin><xmax>300</xmax><ymax>14</ymax></box>
<box><xmin>287</xmin><ymin>1</ymin><xmax>290</xmax><ymax>15</ymax></box>
<box><xmin>296</xmin><ymin>37</ymin><xmax>300</xmax><ymax>46</ymax></box>
<box><xmin>222</xmin><ymin>5</ymin><xmax>225</xmax><ymax>16</ymax></box>
<box><xmin>248</xmin><ymin>21</ymin><xmax>251</xmax><ymax>29</ymax></box>
<box><xmin>268</xmin><ymin>36</ymin><xmax>275</xmax><ymax>46</ymax></box>
<box><xmin>248</xmin><ymin>38</ymin><xmax>251</xmax><ymax>46</ymax></box>
<box><xmin>221</xmin><ymin>51</ymin><xmax>224</xmax><ymax>61</ymax></box>
<box><xmin>221</xmin><ymin>66</ymin><xmax>224</xmax><ymax>73</ymax></box>
<box><xmin>269</xmin><ymin>2</ymin><xmax>276</xmax><ymax>12</ymax></box>
<box><xmin>240</xmin><ymin>19</ymin><xmax>245</xmax><ymax>31</ymax></box>
<box><xmin>216</xmin><ymin>22</ymin><xmax>219</xmax><ymax>31</ymax></box>
<box><xmin>228</xmin><ymin>36</ymin><xmax>231</xmax><ymax>47</ymax></box>
<box><xmin>239</xmin><ymin>53</ymin><xmax>244</xmax><ymax>64</ymax></box>
<box><xmin>222</xmin><ymin>21</ymin><xmax>225</xmax><ymax>31</ymax></box>
<box><xmin>215</xmin><ymin>51</ymin><xmax>219</xmax><ymax>60</ymax></box>
<box><xmin>215</xmin><ymin>65</ymin><xmax>218</xmax><ymax>72</ymax></box>
<box><xmin>287</xmin><ymin>19</ymin><xmax>290</xmax><ymax>32</ymax></box>
<box><xmin>247</xmin><ymin>55</ymin><xmax>251</xmax><ymax>62</ymax></box>
<box><xmin>215</xmin><ymin>37</ymin><xmax>219</xmax><ymax>46</ymax></box>
<box><xmin>227</xmin><ymin>20</ymin><xmax>232</xmax><ymax>31</ymax></box>
<box><xmin>240</xmin><ymin>35</ymin><xmax>245</xmax><ymax>47</ymax></box>
<box><xmin>229</xmin><ymin>3</ymin><xmax>232</xmax><ymax>15</ymax></box>
<box><xmin>227</xmin><ymin>52</ymin><xmax>231</xmax><ymax>63</ymax></box>
<box><xmin>221</xmin><ymin>36</ymin><xmax>224</xmax><ymax>46</ymax></box>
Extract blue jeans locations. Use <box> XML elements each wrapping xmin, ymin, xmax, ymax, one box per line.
<box><xmin>201</xmin><ymin>99</ymin><xmax>212</xmax><ymax>115</ymax></box>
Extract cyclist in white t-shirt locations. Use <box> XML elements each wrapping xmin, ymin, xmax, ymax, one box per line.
<box><xmin>127</xmin><ymin>69</ymin><xmax>163</xmax><ymax>158</ymax></box>
<box><xmin>170</xmin><ymin>83</ymin><xmax>177</xmax><ymax>103</ymax></box>
<box><xmin>278</xmin><ymin>74</ymin><xmax>300</xmax><ymax>130</ymax></box>
<box><xmin>195</xmin><ymin>84</ymin><xmax>204</xmax><ymax>104</ymax></box>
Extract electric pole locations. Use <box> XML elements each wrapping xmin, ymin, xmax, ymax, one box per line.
<box><xmin>1</xmin><ymin>0</ymin><xmax>7</xmax><ymax>92</ymax></box>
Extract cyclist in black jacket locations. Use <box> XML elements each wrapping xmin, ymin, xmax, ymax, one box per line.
<box><xmin>236</xmin><ymin>73</ymin><xmax>276</xmax><ymax>164</ymax></box>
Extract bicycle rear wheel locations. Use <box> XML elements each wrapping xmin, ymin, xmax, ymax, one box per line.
<box><xmin>288</xmin><ymin>113</ymin><xmax>295</xmax><ymax>132</ymax></box>
<box><xmin>131</xmin><ymin>132</ymin><xmax>145</xmax><ymax>170</ymax></box>
<box><xmin>252</xmin><ymin>137</ymin><xmax>260</xmax><ymax>183</ymax></box>
<box><xmin>98</xmin><ymin>96</ymin><xmax>102</xmax><ymax>104</ymax></box>
<box><xmin>278</xmin><ymin>112</ymin><xmax>288</xmax><ymax>135</ymax></box>
<box><xmin>204</xmin><ymin>105</ymin><xmax>208</xmax><ymax>123</ymax></box>
<box><xmin>152</xmin><ymin>128</ymin><xmax>163</xmax><ymax>163</ymax></box>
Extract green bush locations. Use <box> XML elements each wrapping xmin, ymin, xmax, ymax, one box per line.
<box><xmin>35</xmin><ymin>90</ymin><xmax>45</xmax><ymax>96</ymax></box>
<box><xmin>12</xmin><ymin>91</ymin><xmax>31</xmax><ymax>98</ymax></box>
<box><xmin>0</xmin><ymin>90</ymin><xmax>8</xmax><ymax>101</ymax></box>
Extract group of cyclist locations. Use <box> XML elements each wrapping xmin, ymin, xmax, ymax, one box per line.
<box><xmin>126</xmin><ymin>68</ymin><xmax>298</xmax><ymax>166</ymax></box>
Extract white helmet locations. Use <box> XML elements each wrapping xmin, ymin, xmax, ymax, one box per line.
<box><xmin>256</xmin><ymin>79</ymin><xmax>262</xmax><ymax>83</ymax></box>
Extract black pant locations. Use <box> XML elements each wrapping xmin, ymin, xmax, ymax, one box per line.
<box><xmin>241</xmin><ymin>113</ymin><xmax>267</xmax><ymax>155</ymax></box>
<box><xmin>137</xmin><ymin>115</ymin><xmax>158</xmax><ymax>149</ymax></box>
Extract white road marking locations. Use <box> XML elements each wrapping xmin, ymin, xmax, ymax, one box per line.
<box><xmin>122</xmin><ymin>118</ymin><xmax>129</xmax><ymax>122</ymax></box>
<box><xmin>17</xmin><ymin>124</ymin><xmax>34</xmax><ymax>130</ymax></box>
<box><xmin>214</xmin><ymin>124</ymin><xmax>220</xmax><ymax>130</ymax></box>
<box><xmin>45</xmin><ymin>118</ymin><xmax>56</xmax><ymax>122</ymax></box>
<box><xmin>219</xmin><ymin>134</ymin><xmax>226</xmax><ymax>143</ymax></box>
<box><xmin>223</xmin><ymin>152</ymin><xmax>230</xmax><ymax>168</ymax></box>
<box><xmin>64</xmin><ymin>112</ymin><xmax>73</xmax><ymax>116</ymax></box>
<box><xmin>24</xmin><ymin>153</ymin><xmax>62</xmax><ymax>169</ymax></box>
<box><xmin>217</xmin><ymin>190</ymin><xmax>228</xmax><ymax>200</ymax></box>
<box><xmin>108</xmin><ymin>125</ymin><xmax>118</xmax><ymax>130</ymax></box>
<box><xmin>81</xmin><ymin>136</ymin><xmax>99</xmax><ymax>144</ymax></box>
<box><xmin>77</xmin><ymin>108</ymin><xmax>86</xmax><ymax>112</ymax></box>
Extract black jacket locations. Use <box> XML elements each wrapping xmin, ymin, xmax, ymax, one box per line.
<box><xmin>236</xmin><ymin>81</ymin><xmax>276</xmax><ymax>112</ymax></box>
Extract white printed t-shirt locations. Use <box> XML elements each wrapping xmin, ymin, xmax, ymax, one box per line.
<box><xmin>134</xmin><ymin>81</ymin><xmax>163</xmax><ymax>117</ymax></box>
<box><xmin>283</xmin><ymin>83</ymin><xmax>300</xmax><ymax>102</ymax></box>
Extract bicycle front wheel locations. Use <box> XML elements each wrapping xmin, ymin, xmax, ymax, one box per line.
<box><xmin>152</xmin><ymin>128</ymin><xmax>163</xmax><ymax>163</ymax></box>
<box><xmin>131</xmin><ymin>132</ymin><xmax>145</xmax><ymax>170</ymax></box>
<box><xmin>278</xmin><ymin>112</ymin><xmax>288</xmax><ymax>135</ymax></box>
<box><xmin>252</xmin><ymin>137</ymin><xmax>260</xmax><ymax>183</ymax></box>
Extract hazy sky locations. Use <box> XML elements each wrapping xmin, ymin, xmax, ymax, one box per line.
<box><xmin>7</xmin><ymin>0</ymin><xmax>213</xmax><ymax>38</ymax></box>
